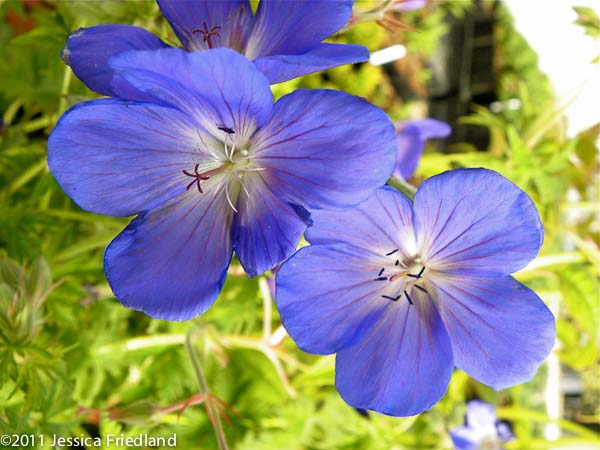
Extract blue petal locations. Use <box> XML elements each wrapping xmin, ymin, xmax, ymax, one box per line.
<box><xmin>394</xmin><ymin>118</ymin><xmax>451</xmax><ymax>180</ymax></box>
<box><xmin>62</xmin><ymin>25</ymin><xmax>168</xmax><ymax>96</ymax></box>
<box><xmin>465</xmin><ymin>400</ymin><xmax>497</xmax><ymax>428</ymax></box>
<box><xmin>48</xmin><ymin>99</ymin><xmax>204</xmax><ymax>217</ymax></box>
<box><xmin>429</xmin><ymin>273</ymin><xmax>555</xmax><ymax>390</ymax></box>
<box><xmin>110</xmin><ymin>48</ymin><xmax>273</xmax><ymax>135</ymax></box>
<box><xmin>253</xmin><ymin>43</ymin><xmax>369</xmax><ymax>84</ymax></box>
<box><xmin>305</xmin><ymin>187</ymin><xmax>417</xmax><ymax>261</ymax></box>
<box><xmin>414</xmin><ymin>169</ymin><xmax>544</xmax><ymax>274</ymax></box>
<box><xmin>104</xmin><ymin>179</ymin><xmax>234</xmax><ymax>321</ymax></box>
<box><xmin>335</xmin><ymin>292</ymin><xmax>454</xmax><ymax>416</ymax></box>
<box><xmin>276</xmin><ymin>244</ymin><xmax>391</xmax><ymax>354</ymax></box>
<box><xmin>394</xmin><ymin>0</ymin><xmax>427</xmax><ymax>11</ymax></box>
<box><xmin>231</xmin><ymin>174</ymin><xmax>308</xmax><ymax>277</ymax></box>
<box><xmin>252</xmin><ymin>89</ymin><xmax>396</xmax><ymax>209</ymax></box>
<box><xmin>496</xmin><ymin>422</ymin><xmax>515</xmax><ymax>442</ymax></box>
<box><xmin>157</xmin><ymin>0</ymin><xmax>253</xmax><ymax>51</ymax></box>
<box><xmin>450</xmin><ymin>426</ymin><xmax>479</xmax><ymax>450</ymax></box>
<box><xmin>245</xmin><ymin>0</ymin><xmax>353</xmax><ymax>59</ymax></box>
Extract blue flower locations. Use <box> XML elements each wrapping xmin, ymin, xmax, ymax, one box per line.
<box><xmin>47</xmin><ymin>48</ymin><xmax>396</xmax><ymax>321</ymax></box>
<box><xmin>394</xmin><ymin>118</ymin><xmax>451</xmax><ymax>180</ymax></box>
<box><xmin>62</xmin><ymin>0</ymin><xmax>369</xmax><ymax>96</ymax></box>
<box><xmin>451</xmin><ymin>400</ymin><xmax>514</xmax><ymax>450</ymax></box>
<box><xmin>394</xmin><ymin>0</ymin><xmax>428</xmax><ymax>12</ymax></box>
<box><xmin>276</xmin><ymin>168</ymin><xmax>555</xmax><ymax>416</ymax></box>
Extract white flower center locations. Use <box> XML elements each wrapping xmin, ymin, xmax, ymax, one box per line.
<box><xmin>182</xmin><ymin>125</ymin><xmax>264</xmax><ymax>212</ymax></box>
<box><xmin>374</xmin><ymin>250</ymin><xmax>430</xmax><ymax>305</ymax></box>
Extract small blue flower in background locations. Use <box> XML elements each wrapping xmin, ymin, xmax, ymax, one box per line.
<box><xmin>394</xmin><ymin>118</ymin><xmax>451</xmax><ymax>180</ymax></box>
<box><xmin>276</xmin><ymin>168</ymin><xmax>555</xmax><ymax>416</ymax></box>
<box><xmin>62</xmin><ymin>0</ymin><xmax>369</xmax><ymax>96</ymax></box>
<box><xmin>47</xmin><ymin>48</ymin><xmax>396</xmax><ymax>321</ymax></box>
<box><xmin>394</xmin><ymin>0</ymin><xmax>428</xmax><ymax>12</ymax></box>
<box><xmin>451</xmin><ymin>400</ymin><xmax>514</xmax><ymax>450</ymax></box>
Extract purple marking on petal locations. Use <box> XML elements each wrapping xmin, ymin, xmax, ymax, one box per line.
<box><xmin>253</xmin><ymin>89</ymin><xmax>396</xmax><ymax>210</ymax></box>
<box><xmin>253</xmin><ymin>43</ymin><xmax>369</xmax><ymax>84</ymax></box>
<box><xmin>429</xmin><ymin>272</ymin><xmax>555</xmax><ymax>390</ymax></box>
<box><xmin>157</xmin><ymin>0</ymin><xmax>254</xmax><ymax>51</ymax></box>
<box><xmin>335</xmin><ymin>290</ymin><xmax>454</xmax><ymax>416</ymax></box>
<box><xmin>62</xmin><ymin>24</ymin><xmax>169</xmax><ymax>96</ymax></box>
<box><xmin>306</xmin><ymin>187</ymin><xmax>417</xmax><ymax>262</ymax></box>
<box><xmin>232</xmin><ymin>174</ymin><xmax>308</xmax><ymax>277</ymax></box>
<box><xmin>414</xmin><ymin>168</ymin><xmax>543</xmax><ymax>274</ymax></box>
<box><xmin>245</xmin><ymin>0</ymin><xmax>353</xmax><ymax>59</ymax></box>
<box><xmin>276</xmin><ymin>244</ymin><xmax>391</xmax><ymax>354</ymax></box>
<box><xmin>104</xmin><ymin>177</ymin><xmax>234</xmax><ymax>321</ymax></box>
<box><xmin>47</xmin><ymin>99</ymin><xmax>203</xmax><ymax>217</ymax></box>
<box><xmin>110</xmin><ymin>48</ymin><xmax>273</xmax><ymax>135</ymax></box>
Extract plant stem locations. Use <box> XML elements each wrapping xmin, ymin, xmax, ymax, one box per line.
<box><xmin>185</xmin><ymin>330</ymin><xmax>229</xmax><ymax>450</ymax></box>
<box><xmin>387</xmin><ymin>176</ymin><xmax>417</xmax><ymax>201</ymax></box>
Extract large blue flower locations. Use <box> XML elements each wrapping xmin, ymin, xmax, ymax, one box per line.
<box><xmin>451</xmin><ymin>400</ymin><xmax>514</xmax><ymax>450</ymax></box>
<box><xmin>47</xmin><ymin>48</ymin><xmax>396</xmax><ymax>321</ymax></box>
<box><xmin>62</xmin><ymin>0</ymin><xmax>368</xmax><ymax>96</ymax></box>
<box><xmin>276</xmin><ymin>168</ymin><xmax>555</xmax><ymax>416</ymax></box>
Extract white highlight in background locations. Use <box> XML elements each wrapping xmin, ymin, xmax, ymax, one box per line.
<box><xmin>370</xmin><ymin>45</ymin><xmax>407</xmax><ymax>66</ymax></box>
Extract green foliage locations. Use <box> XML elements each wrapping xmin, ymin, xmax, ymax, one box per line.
<box><xmin>573</xmin><ymin>6</ymin><xmax>600</xmax><ymax>39</ymax></box>
<box><xmin>0</xmin><ymin>1</ymin><xmax>598</xmax><ymax>449</ymax></box>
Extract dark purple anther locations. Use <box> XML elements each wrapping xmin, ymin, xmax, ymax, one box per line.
<box><xmin>414</xmin><ymin>285</ymin><xmax>428</xmax><ymax>294</ymax></box>
<box><xmin>403</xmin><ymin>290</ymin><xmax>414</xmax><ymax>305</ymax></box>
<box><xmin>408</xmin><ymin>266</ymin><xmax>426</xmax><ymax>279</ymax></box>
<box><xmin>217</xmin><ymin>124</ymin><xmax>235</xmax><ymax>134</ymax></box>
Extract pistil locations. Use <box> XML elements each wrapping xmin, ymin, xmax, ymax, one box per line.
<box><xmin>192</xmin><ymin>22</ymin><xmax>222</xmax><ymax>49</ymax></box>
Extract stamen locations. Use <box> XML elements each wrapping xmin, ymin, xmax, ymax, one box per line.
<box><xmin>378</xmin><ymin>268</ymin><xmax>385</xmax><ymax>276</ymax></box>
<box><xmin>395</xmin><ymin>260</ymin><xmax>400</xmax><ymax>266</ymax></box>
<box><xmin>403</xmin><ymin>290</ymin><xmax>414</xmax><ymax>305</ymax></box>
<box><xmin>385</xmin><ymin>249</ymin><xmax>398</xmax><ymax>256</ymax></box>
<box><xmin>224</xmin><ymin>179</ymin><xmax>238</xmax><ymax>213</ymax></box>
<box><xmin>407</xmin><ymin>266</ymin><xmax>426</xmax><ymax>279</ymax></box>
<box><xmin>373</xmin><ymin>277</ymin><xmax>388</xmax><ymax>281</ymax></box>
<box><xmin>414</xmin><ymin>285</ymin><xmax>429</xmax><ymax>294</ymax></box>
<box><xmin>237</xmin><ymin>173</ymin><xmax>251</xmax><ymax>199</ymax></box>
<box><xmin>216</xmin><ymin>124</ymin><xmax>236</xmax><ymax>160</ymax></box>
<box><xmin>229</xmin><ymin>142</ymin><xmax>236</xmax><ymax>160</ymax></box>
<box><xmin>382</xmin><ymin>295</ymin><xmax>400</xmax><ymax>302</ymax></box>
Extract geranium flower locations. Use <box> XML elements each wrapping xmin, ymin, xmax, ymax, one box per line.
<box><xmin>451</xmin><ymin>400</ymin><xmax>514</xmax><ymax>450</ymax></box>
<box><xmin>47</xmin><ymin>48</ymin><xmax>396</xmax><ymax>321</ymax></box>
<box><xmin>62</xmin><ymin>0</ymin><xmax>368</xmax><ymax>96</ymax></box>
<box><xmin>394</xmin><ymin>118</ymin><xmax>451</xmax><ymax>180</ymax></box>
<box><xmin>276</xmin><ymin>169</ymin><xmax>555</xmax><ymax>416</ymax></box>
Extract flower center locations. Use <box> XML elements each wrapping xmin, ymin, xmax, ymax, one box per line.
<box><xmin>373</xmin><ymin>249</ymin><xmax>429</xmax><ymax>305</ymax></box>
<box><xmin>182</xmin><ymin>125</ymin><xmax>264</xmax><ymax>213</ymax></box>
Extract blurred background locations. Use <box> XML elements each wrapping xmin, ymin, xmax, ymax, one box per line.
<box><xmin>0</xmin><ymin>0</ymin><xmax>598</xmax><ymax>449</ymax></box>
